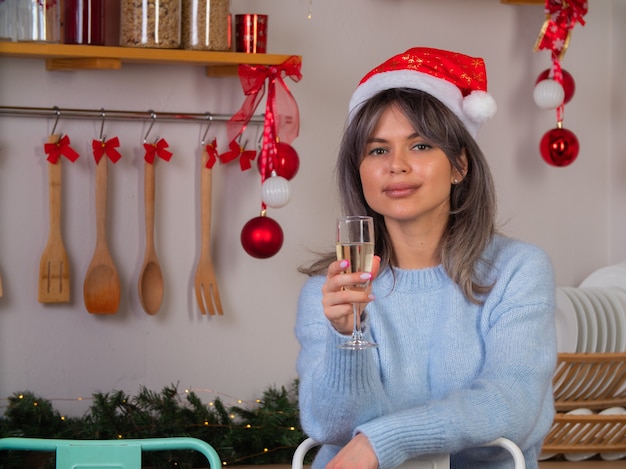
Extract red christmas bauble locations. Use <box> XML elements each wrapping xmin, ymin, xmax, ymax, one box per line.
<box><xmin>536</xmin><ymin>69</ymin><xmax>576</xmax><ymax>104</ymax></box>
<box><xmin>540</xmin><ymin>127</ymin><xmax>579</xmax><ymax>167</ymax></box>
<box><xmin>258</xmin><ymin>142</ymin><xmax>300</xmax><ymax>180</ymax></box>
<box><xmin>240</xmin><ymin>216</ymin><xmax>284</xmax><ymax>258</ymax></box>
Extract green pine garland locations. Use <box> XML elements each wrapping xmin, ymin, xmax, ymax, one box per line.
<box><xmin>0</xmin><ymin>380</ymin><xmax>312</xmax><ymax>468</ymax></box>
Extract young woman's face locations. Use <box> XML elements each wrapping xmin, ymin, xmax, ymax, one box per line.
<box><xmin>359</xmin><ymin>104</ymin><xmax>463</xmax><ymax>226</ymax></box>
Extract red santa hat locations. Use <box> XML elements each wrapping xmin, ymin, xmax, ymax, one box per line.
<box><xmin>348</xmin><ymin>47</ymin><xmax>497</xmax><ymax>138</ymax></box>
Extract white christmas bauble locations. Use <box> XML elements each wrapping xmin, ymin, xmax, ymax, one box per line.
<box><xmin>261</xmin><ymin>175</ymin><xmax>292</xmax><ymax>208</ymax></box>
<box><xmin>533</xmin><ymin>79</ymin><xmax>565</xmax><ymax>109</ymax></box>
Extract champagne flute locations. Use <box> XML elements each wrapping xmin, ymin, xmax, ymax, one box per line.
<box><xmin>336</xmin><ymin>216</ymin><xmax>377</xmax><ymax>350</ymax></box>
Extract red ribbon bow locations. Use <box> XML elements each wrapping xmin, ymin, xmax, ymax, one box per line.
<box><xmin>204</xmin><ymin>138</ymin><xmax>219</xmax><ymax>169</ymax></box>
<box><xmin>219</xmin><ymin>139</ymin><xmax>257</xmax><ymax>171</ymax></box>
<box><xmin>92</xmin><ymin>137</ymin><xmax>122</xmax><ymax>164</ymax></box>
<box><xmin>535</xmin><ymin>0</ymin><xmax>587</xmax><ymax>59</ymax></box>
<box><xmin>143</xmin><ymin>138</ymin><xmax>173</xmax><ymax>164</ymax></box>
<box><xmin>44</xmin><ymin>134</ymin><xmax>80</xmax><ymax>164</ymax></box>
<box><xmin>227</xmin><ymin>56</ymin><xmax>302</xmax><ymax>177</ymax></box>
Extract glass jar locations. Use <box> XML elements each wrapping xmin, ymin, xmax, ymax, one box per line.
<box><xmin>120</xmin><ymin>0</ymin><xmax>181</xmax><ymax>48</ymax></box>
<box><xmin>63</xmin><ymin>0</ymin><xmax>105</xmax><ymax>45</ymax></box>
<box><xmin>0</xmin><ymin>0</ymin><xmax>17</xmax><ymax>41</ymax></box>
<box><xmin>16</xmin><ymin>0</ymin><xmax>61</xmax><ymax>42</ymax></box>
<box><xmin>181</xmin><ymin>0</ymin><xmax>230</xmax><ymax>51</ymax></box>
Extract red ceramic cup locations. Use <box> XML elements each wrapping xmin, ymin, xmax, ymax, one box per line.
<box><xmin>235</xmin><ymin>14</ymin><xmax>268</xmax><ymax>53</ymax></box>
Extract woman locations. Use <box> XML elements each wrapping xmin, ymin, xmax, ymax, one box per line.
<box><xmin>296</xmin><ymin>47</ymin><xmax>556</xmax><ymax>469</ymax></box>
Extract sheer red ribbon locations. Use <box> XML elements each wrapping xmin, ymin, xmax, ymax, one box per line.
<box><xmin>143</xmin><ymin>138</ymin><xmax>173</xmax><ymax>164</ymax></box>
<box><xmin>92</xmin><ymin>137</ymin><xmax>122</xmax><ymax>164</ymax></box>
<box><xmin>44</xmin><ymin>134</ymin><xmax>80</xmax><ymax>164</ymax></box>
<box><xmin>535</xmin><ymin>0</ymin><xmax>587</xmax><ymax>59</ymax></box>
<box><xmin>227</xmin><ymin>56</ymin><xmax>302</xmax><ymax>175</ymax></box>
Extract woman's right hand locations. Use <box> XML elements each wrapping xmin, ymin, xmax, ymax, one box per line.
<box><xmin>321</xmin><ymin>256</ymin><xmax>380</xmax><ymax>334</ymax></box>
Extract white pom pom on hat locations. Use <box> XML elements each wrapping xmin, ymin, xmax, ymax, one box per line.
<box><xmin>348</xmin><ymin>47</ymin><xmax>497</xmax><ymax>138</ymax></box>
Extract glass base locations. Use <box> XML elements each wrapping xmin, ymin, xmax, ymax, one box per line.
<box><xmin>338</xmin><ymin>338</ymin><xmax>378</xmax><ymax>350</ymax></box>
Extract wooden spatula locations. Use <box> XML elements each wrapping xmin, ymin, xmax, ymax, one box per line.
<box><xmin>83</xmin><ymin>153</ymin><xmax>120</xmax><ymax>314</ymax></box>
<box><xmin>38</xmin><ymin>134</ymin><xmax>70</xmax><ymax>303</ymax></box>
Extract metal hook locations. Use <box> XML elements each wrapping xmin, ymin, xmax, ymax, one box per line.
<box><xmin>144</xmin><ymin>111</ymin><xmax>157</xmax><ymax>143</ymax></box>
<box><xmin>99</xmin><ymin>109</ymin><xmax>106</xmax><ymax>141</ymax></box>
<box><xmin>201</xmin><ymin>113</ymin><xmax>213</xmax><ymax>145</ymax></box>
<box><xmin>51</xmin><ymin>106</ymin><xmax>61</xmax><ymax>135</ymax></box>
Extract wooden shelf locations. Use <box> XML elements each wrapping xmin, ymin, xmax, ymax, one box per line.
<box><xmin>0</xmin><ymin>42</ymin><xmax>301</xmax><ymax>77</ymax></box>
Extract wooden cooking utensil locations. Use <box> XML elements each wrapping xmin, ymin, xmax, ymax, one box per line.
<box><xmin>38</xmin><ymin>134</ymin><xmax>70</xmax><ymax>303</ymax></box>
<box><xmin>138</xmin><ymin>161</ymin><xmax>164</xmax><ymax>315</ymax></box>
<box><xmin>193</xmin><ymin>149</ymin><xmax>223</xmax><ymax>315</ymax></box>
<box><xmin>83</xmin><ymin>154</ymin><xmax>120</xmax><ymax>314</ymax></box>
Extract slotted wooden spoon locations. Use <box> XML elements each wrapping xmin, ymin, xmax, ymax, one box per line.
<box><xmin>38</xmin><ymin>134</ymin><xmax>70</xmax><ymax>303</ymax></box>
<box><xmin>83</xmin><ymin>153</ymin><xmax>120</xmax><ymax>314</ymax></box>
<box><xmin>138</xmin><ymin>160</ymin><xmax>164</xmax><ymax>315</ymax></box>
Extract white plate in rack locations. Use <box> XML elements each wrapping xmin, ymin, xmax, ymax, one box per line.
<box><xmin>587</xmin><ymin>288</ymin><xmax>617</xmax><ymax>353</ymax></box>
<box><xmin>599</xmin><ymin>407</ymin><xmax>626</xmax><ymax>461</ymax></box>
<box><xmin>580</xmin><ymin>288</ymin><xmax>608</xmax><ymax>353</ymax></box>
<box><xmin>555</xmin><ymin>288</ymin><xmax>578</xmax><ymax>353</ymax></box>
<box><xmin>580</xmin><ymin>263</ymin><xmax>626</xmax><ymax>293</ymax></box>
<box><xmin>562</xmin><ymin>288</ymin><xmax>587</xmax><ymax>353</ymax></box>
<box><xmin>570</xmin><ymin>288</ymin><xmax>598</xmax><ymax>353</ymax></box>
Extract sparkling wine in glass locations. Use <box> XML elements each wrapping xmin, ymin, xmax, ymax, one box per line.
<box><xmin>336</xmin><ymin>216</ymin><xmax>377</xmax><ymax>350</ymax></box>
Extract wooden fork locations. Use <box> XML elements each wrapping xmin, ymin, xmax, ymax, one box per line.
<box><xmin>38</xmin><ymin>134</ymin><xmax>70</xmax><ymax>303</ymax></box>
<box><xmin>193</xmin><ymin>149</ymin><xmax>223</xmax><ymax>315</ymax></box>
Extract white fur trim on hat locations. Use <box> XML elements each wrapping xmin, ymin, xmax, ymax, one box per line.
<box><xmin>348</xmin><ymin>70</ymin><xmax>497</xmax><ymax>138</ymax></box>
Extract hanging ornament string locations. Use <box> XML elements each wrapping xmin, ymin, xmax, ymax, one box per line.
<box><xmin>534</xmin><ymin>0</ymin><xmax>587</xmax><ymax>123</ymax></box>
<box><xmin>143</xmin><ymin>138</ymin><xmax>173</xmax><ymax>164</ymax></box>
<box><xmin>227</xmin><ymin>56</ymin><xmax>302</xmax><ymax>181</ymax></box>
<box><xmin>44</xmin><ymin>134</ymin><xmax>80</xmax><ymax>163</ymax></box>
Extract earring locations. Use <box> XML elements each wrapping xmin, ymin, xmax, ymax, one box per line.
<box><xmin>453</xmin><ymin>178</ymin><xmax>459</xmax><ymax>185</ymax></box>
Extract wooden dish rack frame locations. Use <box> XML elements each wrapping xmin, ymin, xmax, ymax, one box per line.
<box><xmin>541</xmin><ymin>353</ymin><xmax>626</xmax><ymax>455</ymax></box>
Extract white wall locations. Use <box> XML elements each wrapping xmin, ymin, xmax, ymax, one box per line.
<box><xmin>0</xmin><ymin>0</ymin><xmax>623</xmax><ymax>416</ymax></box>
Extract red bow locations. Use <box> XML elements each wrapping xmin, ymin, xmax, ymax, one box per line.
<box><xmin>92</xmin><ymin>137</ymin><xmax>122</xmax><ymax>164</ymax></box>
<box><xmin>227</xmin><ymin>56</ymin><xmax>302</xmax><ymax>179</ymax></box>
<box><xmin>535</xmin><ymin>0</ymin><xmax>587</xmax><ymax>59</ymax></box>
<box><xmin>44</xmin><ymin>134</ymin><xmax>80</xmax><ymax>164</ymax></box>
<box><xmin>219</xmin><ymin>139</ymin><xmax>257</xmax><ymax>171</ymax></box>
<box><xmin>204</xmin><ymin>138</ymin><xmax>219</xmax><ymax>169</ymax></box>
<box><xmin>143</xmin><ymin>138</ymin><xmax>173</xmax><ymax>164</ymax></box>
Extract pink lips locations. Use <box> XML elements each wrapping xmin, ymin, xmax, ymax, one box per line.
<box><xmin>383</xmin><ymin>183</ymin><xmax>419</xmax><ymax>198</ymax></box>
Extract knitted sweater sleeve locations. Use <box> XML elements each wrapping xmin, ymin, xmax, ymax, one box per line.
<box><xmin>296</xmin><ymin>275</ymin><xmax>394</xmax><ymax>445</ymax></box>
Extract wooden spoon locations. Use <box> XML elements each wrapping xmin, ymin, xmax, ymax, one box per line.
<box><xmin>83</xmin><ymin>154</ymin><xmax>120</xmax><ymax>314</ymax></box>
<box><xmin>138</xmin><ymin>161</ymin><xmax>163</xmax><ymax>315</ymax></box>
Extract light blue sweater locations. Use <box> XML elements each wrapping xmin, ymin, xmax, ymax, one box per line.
<box><xmin>296</xmin><ymin>235</ymin><xmax>557</xmax><ymax>469</ymax></box>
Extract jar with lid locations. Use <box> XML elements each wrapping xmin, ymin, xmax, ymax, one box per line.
<box><xmin>15</xmin><ymin>0</ymin><xmax>61</xmax><ymax>43</ymax></box>
<box><xmin>120</xmin><ymin>0</ymin><xmax>181</xmax><ymax>48</ymax></box>
<box><xmin>181</xmin><ymin>0</ymin><xmax>230</xmax><ymax>51</ymax></box>
<box><xmin>63</xmin><ymin>0</ymin><xmax>105</xmax><ymax>45</ymax></box>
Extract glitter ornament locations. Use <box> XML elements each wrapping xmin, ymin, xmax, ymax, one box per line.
<box><xmin>241</xmin><ymin>215</ymin><xmax>284</xmax><ymax>258</ymax></box>
<box><xmin>536</xmin><ymin>68</ymin><xmax>576</xmax><ymax>104</ymax></box>
<box><xmin>261</xmin><ymin>172</ymin><xmax>292</xmax><ymax>208</ymax></box>
<box><xmin>540</xmin><ymin>127</ymin><xmax>579</xmax><ymax>167</ymax></box>
<box><xmin>533</xmin><ymin>79</ymin><xmax>565</xmax><ymax>109</ymax></box>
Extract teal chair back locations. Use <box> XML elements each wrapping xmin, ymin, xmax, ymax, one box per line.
<box><xmin>0</xmin><ymin>436</ymin><xmax>222</xmax><ymax>469</ymax></box>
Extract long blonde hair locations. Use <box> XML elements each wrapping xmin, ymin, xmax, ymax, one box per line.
<box><xmin>299</xmin><ymin>88</ymin><xmax>498</xmax><ymax>304</ymax></box>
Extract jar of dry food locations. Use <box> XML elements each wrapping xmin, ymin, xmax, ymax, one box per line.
<box><xmin>120</xmin><ymin>0</ymin><xmax>181</xmax><ymax>48</ymax></box>
<box><xmin>181</xmin><ymin>0</ymin><xmax>230</xmax><ymax>51</ymax></box>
